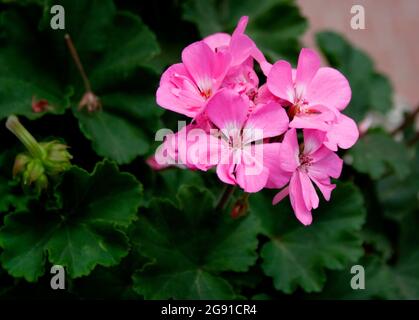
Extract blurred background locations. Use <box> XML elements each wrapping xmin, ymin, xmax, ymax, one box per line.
<box><xmin>298</xmin><ymin>0</ymin><xmax>419</xmax><ymax>109</ymax></box>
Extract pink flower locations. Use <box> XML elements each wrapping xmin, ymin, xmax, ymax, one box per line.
<box><xmin>156</xmin><ymin>41</ymin><xmax>231</xmax><ymax>117</ymax></box>
<box><xmin>204</xmin><ymin>16</ymin><xmax>270</xmax><ymax>74</ymax></box>
<box><xmin>272</xmin><ymin>129</ymin><xmax>343</xmax><ymax>225</ymax></box>
<box><xmin>323</xmin><ymin>113</ymin><xmax>360</xmax><ymax>151</ymax></box>
<box><xmin>267</xmin><ymin>48</ymin><xmax>358</xmax><ymax>149</ymax></box>
<box><xmin>152</xmin><ymin>123</ymin><xmax>205</xmax><ymax>171</ymax></box>
<box><xmin>199</xmin><ymin>89</ymin><xmax>289</xmax><ymax>193</ymax></box>
<box><xmin>156</xmin><ymin>16</ymin><xmax>270</xmax><ymax>119</ymax></box>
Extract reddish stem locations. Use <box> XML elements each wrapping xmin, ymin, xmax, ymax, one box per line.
<box><xmin>64</xmin><ymin>34</ymin><xmax>92</xmax><ymax>92</ymax></box>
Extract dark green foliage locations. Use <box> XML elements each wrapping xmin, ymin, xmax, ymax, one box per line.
<box><xmin>0</xmin><ymin>0</ymin><xmax>417</xmax><ymax>300</ymax></box>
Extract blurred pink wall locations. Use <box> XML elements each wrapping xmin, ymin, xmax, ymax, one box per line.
<box><xmin>298</xmin><ymin>0</ymin><xmax>419</xmax><ymax>108</ymax></box>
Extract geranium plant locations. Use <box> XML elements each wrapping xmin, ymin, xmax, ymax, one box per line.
<box><xmin>0</xmin><ymin>0</ymin><xmax>417</xmax><ymax>300</ymax></box>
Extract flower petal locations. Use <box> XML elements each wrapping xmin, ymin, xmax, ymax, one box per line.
<box><xmin>252</xmin><ymin>46</ymin><xmax>272</xmax><ymax>76</ymax></box>
<box><xmin>216</xmin><ymin>160</ymin><xmax>236</xmax><ymax>185</ymax></box>
<box><xmin>303</xmin><ymin>129</ymin><xmax>326</xmax><ymax>155</ymax></box>
<box><xmin>186</xmin><ymin>128</ymin><xmax>229</xmax><ymax>170</ymax></box>
<box><xmin>232</xmin><ymin>16</ymin><xmax>249</xmax><ymax>36</ymax></box>
<box><xmin>156</xmin><ymin>63</ymin><xmax>205</xmax><ymax>117</ymax></box>
<box><xmin>305</xmin><ymin>67</ymin><xmax>351</xmax><ymax>111</ymax></box>
<box><xmin>230</xmin><ymin>34</ymin><xmax>255</xmax><ymax>67</ymax></box>
<box><xmin>203</xmin><ymin>32</ymin><xmax>231</xmax><ymax>50</ymax></box>
<box><xmin>295</xmin><ymin>48</ymin><xmax>321</xmax><ymax>98</ymax></box>
<box><xmin>308</xmin><ymin>175</ymin><xmax>336</xmax><ymax>201</ymax></box>
<box><xmin>206</xmin><ymin>90</ymin><xmax>249</xmax><ymax>132</ymax></box>
<box><xmin>324</xmin><ymin>113</ymin><xmax>359</xmax><ymax>151</ymax></box>
<box><xmin>182</xmin><ymin>41</ymin><xmax>231</xmax><ymax>94</ymax></box>
<box><xmin>272</xmin><ymin>186</ymin><xmax>289</xmax><ymax>205</ymax></box>
<box><xmin>298</xmin><ymin>170</ymin><xmax>319</xmax><ymax>210</ymax></box>
<box><xmin>289</xmin><ymin>172</ymin><xmax>313</xmax><ymax>226</ymax></box>
<box><xmin>278</xmin><ymin>129</ymin><xmax>300</xmax><ymax>172</ymax></box>
<box><xmin>235</xmin><ymin>144</ymin><xmax>269</xmax><ymax>193</ymax></box>
<box><xmin>309</xmin><ymin>148</ymin><xmax>343</xmax><ymax>179</ymax></box>
<box><xmin>264</xmin><ymin>143</ymin><xmax>292</xmax><ymax>189</ymax></box>
<box><xmin>267</xmin><ymin>60</ymin><xmax>295</xmax><ymax>103</ymax></box>
<box><xmin>243</xmin><ymin>101</ymin><xmax>289</xmax><ymax>143</ymax></box>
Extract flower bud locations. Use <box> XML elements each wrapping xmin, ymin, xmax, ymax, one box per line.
<box><xmin>230</xmin><ymin>194</ymin><xmax>249</xmax><ymax>219</ymax></box>
<box><xmin>6</xmin><ymin>115</ymin><xmax>73</xmax><ymax>193</ymax></box>
<box><xmin>41</xmin><ymin>141</ymin><xmax>73</xmax><ymax>175</ymax></box>
<box><xmin>78</xmin><ymin>91</ymin><xmax>101</xmax><ymax>112</ymax></box>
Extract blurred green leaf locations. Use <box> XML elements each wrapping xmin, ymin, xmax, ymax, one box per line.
<box><xmin>315</xmin><ymin>210</ymin><xmax>419</xmax><ymax>300</ymax></box>
<box><xmin>0</xmin><ymin>160</ymin><xmax>142</xmax><ymax>281</ymax></box>
<box><xmin>251</xmin><ymin>182</ymin><xmax>366</xmax><ymax>293</ymax></box>
<box><xmin>316</xmin><ymin>31</ymin><xmax>393</xmax><ymax>121</ymax></box>
<box><xmin>132</xmin><ymin>185</ymin><xmax>260</xmax><ymax>299</ymax></box>
<box><xmin>376</xmin><ymin>146</ymin><xmax>419</xmax><ymax>221</ymax></box>
<box><xmin>349</xmin><ymin>130</ymin><xmax>410</xmax><ymax>180</ymax></box>
<box><xmin>0</xmin><ymin>10</ymin><xmax>72</xmax><ymax>120</ymax></box>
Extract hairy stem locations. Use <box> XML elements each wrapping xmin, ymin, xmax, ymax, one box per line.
<box><xmin>215</xmin><ymin>185</ymin><xmax>236</xmax><ymax>212</ymax></box>
<box><xmin>6</xmin><ymin>115</ymin><xmax>44</xmax><ymax>159</ymax></box>
<box><xmin>65</xmin><ymin>34</ymin><xmax>92</xmax><ymax>92</ymax></box>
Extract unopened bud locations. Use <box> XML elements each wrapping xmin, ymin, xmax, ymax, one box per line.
<box><xmin>41</xmin><ymin>141</ymin><xmax>73</xmax><ymax>175</ymax></box>
<box><xmin>230</xmin><ymin>194</ymin><xmax>249</xmax><ymax>219</ymax></box>
<box><xmin>78</xmin><ymin>91</ymin><xmax>101</xmax><ymax>113</ymax></box>
<box><xmin>6</xmin><ymin>115</ymin><xmax>73</xmax><ymax>193</ymax></box>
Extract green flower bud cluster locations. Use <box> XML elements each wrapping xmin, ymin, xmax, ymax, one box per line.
<box><xmin>6</xmin><ymin>115</ymin><xmax>73</xmax><ymax>193</ymax></box>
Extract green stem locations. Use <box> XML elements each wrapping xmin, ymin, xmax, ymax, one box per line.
<box><xmin>215</xmin><ymin>185</ymin><xmax>236</xmax><ymax>212</ymax></box>
<box><xmin>6</xmin><ymin>115</ymin><xmax>44</xmax><ymax>159</ymax></box>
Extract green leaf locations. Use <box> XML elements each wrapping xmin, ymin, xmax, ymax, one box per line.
<box><xmin>349</xmin><ymin>130</ymin><xmax>410</xmax><ymax>180</ymax></box>
<box><xmin>0</xmin><ymin>177</ymin><xmax>32</xmax><ymax>213</ymax></box>
<box><xmin>72</xmin><ymin>265</ymin><xmax>140</xmax><ymax>299</ymax></box>
<box><xmin>1</xmin><ymin>2</ymin><xmax>161</xmax><ymax>164</ymax></box>
<box><xmin>0</xmin><ymin>160</ymin><xmax>142</xmax><ymax>281</ymax></box>
<box><xmin>246</xmin><ymin>1</ymin><xmax>307</xmax><ymax>62</ymax></box>
<box><xmin>182</xmin><ymin>0</ymin><xmax>307</xmax><ymax>62</ymax></box>
<box><xmin>316</xmin><ymin>31</ymin><xmax>393</xmax><ymax>121</ymax></box>
<box><xmin>316</xmin><ymin>211</ymin><xmax>419</xmax><ymax>300</ymax></box>
<box><xmin>68</xmin><ymin>9</ymin><xmax>161</xmax><ymax>164</ymax></box>
<box><xmin>0</xmin><ymin>11</ymin><xmax>72</xmax><ymax>120</ymax></box>
<box><xmin>0</xmin><ymin>0</ymin><xmax>45</xmax><ymax>6</ymax></box>
<box><xmin>376</xmin><ymin>146</ymin><xmax>419</xmax><ymax>221</ymax></box>
<box><xmin>132</xmin><ymin>186</ymin><xmax>260</xmax><ymax>299</ymax></box>
<box><xmin>74</xmin><ymin>109</ymin><xmax>147</xmax><ymax>165</ymax></box>
<box><xmin>74</xmin><ymin>93</ymin><xmax>162</xmax><ymax>164</ymax></box>
<box><xmin>369</xmin><ymin>73</ymin><xmax>393</xmax><ymax>114</ymax></box>
<box><xmin>251</xmin><ymin>182</ymin><xmax>366</xmax><ymax>293</ymax></box>
<box><xmin>89</xmin><ymin>12</ymin><xmax>160</xmax><ymax>89</ymax></box>
<box><xmin>42</xmin><ymin>0</ymin><xmax>117</xmax><ymax>53</ymax></box>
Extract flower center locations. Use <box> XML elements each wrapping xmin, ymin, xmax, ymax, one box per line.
<box><xmin>288</xmin><ymin>96</ymin><xmax>309</xmax><ymax>119</ymax></box>
<box><xmin>197</xmin><ymin>77</ymin><xmax>213</xmax><ymax>99</ymax></box>
<box><xmin>299</xmin><ymin>153</ymin><xmax>313</xmax><ymax>170</ymax></box>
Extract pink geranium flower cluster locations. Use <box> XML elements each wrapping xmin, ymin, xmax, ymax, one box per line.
<box><xmin>149</xmin><ymin>17</ymin><xmax>359</xmax><ymax>225</ymax></box>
